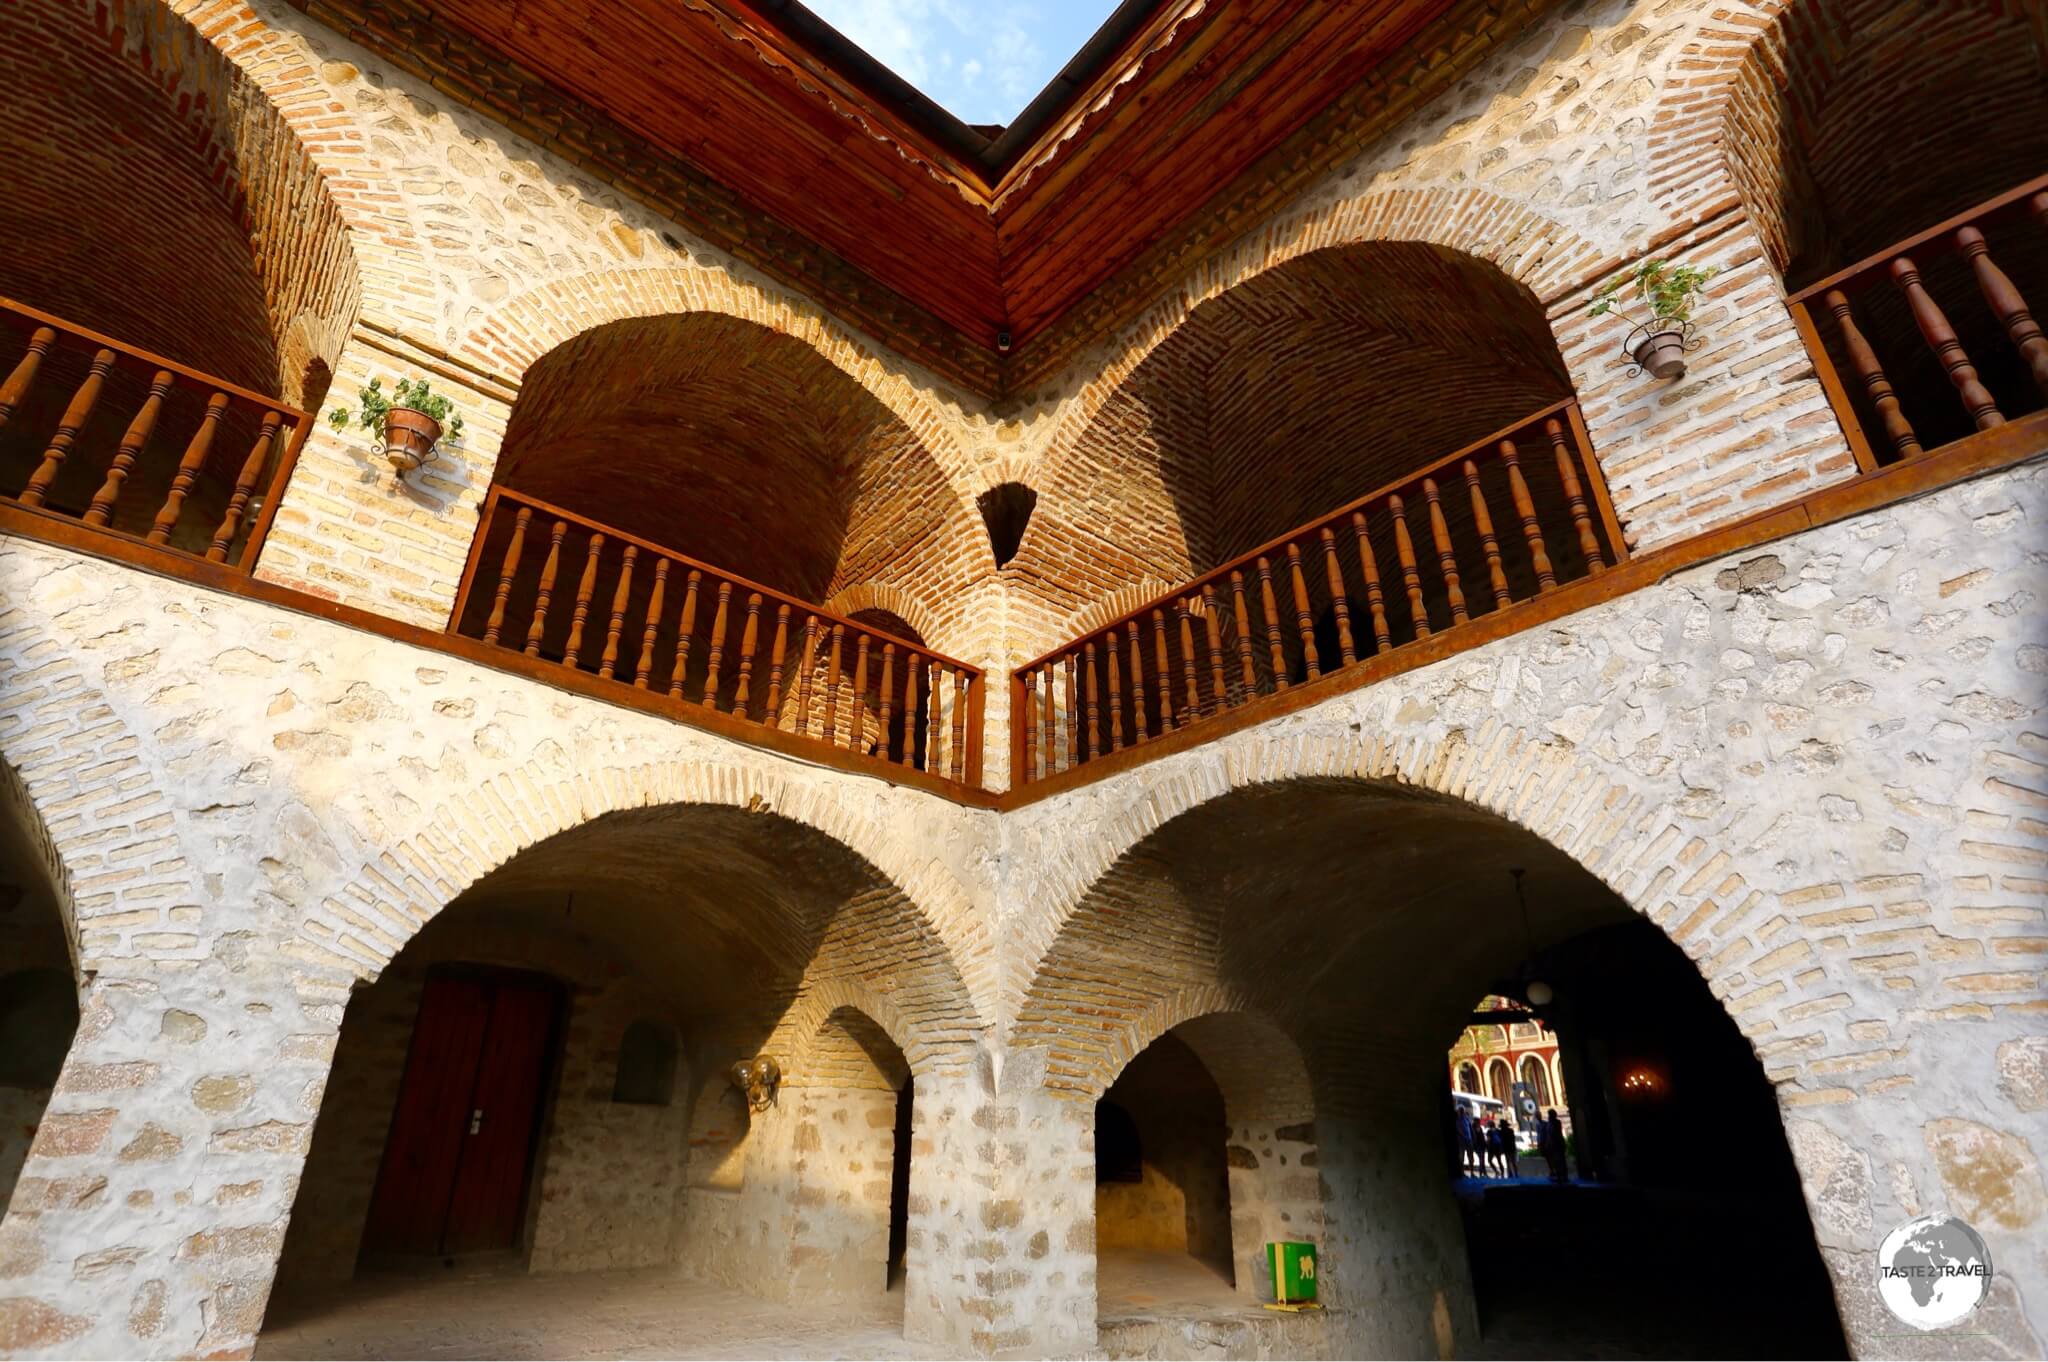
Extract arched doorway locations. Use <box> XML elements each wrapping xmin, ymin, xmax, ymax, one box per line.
<box><xmin>1018</xmin><ymin>777</ymin><xmax>1847</xmax><ymax>1358</ymax></box>
<box><xmin>260</xmin><ymin>802</ymin><xmax>974</xmax><ymax>1356</ymax></box>
<box><xmin>0</xmin><ymin>758</ymin><xmax>76</xmax><ymax>1215</ymax></box>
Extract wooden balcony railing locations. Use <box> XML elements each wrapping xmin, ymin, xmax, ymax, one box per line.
<box><xmin>1790</xmin><ymin>174</ymin><xmax>2048</xmax><ymax>473</ymax></box>
<box><xmin>451</xmin><ymin>488</ymin><xmax>985</xmax><ymax>787</ymax></box>
<box><xmin>1010</xmin><ymin>399</ymin><xmax>1626</xmax><ymax>786</ymax></box>
<box><xmin>0</xmin><ymin>297</ymin><xmax>310</xmax><ymax>570</ymax></box>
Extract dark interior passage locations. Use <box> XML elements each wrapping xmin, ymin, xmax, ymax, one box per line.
<box><xmin>1449</xmin><ymin>919</ymin><xmax>1848</xmax><ymax>1359</ymax></box>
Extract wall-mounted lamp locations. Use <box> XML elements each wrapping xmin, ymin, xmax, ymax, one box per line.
<box><xmin>730</xmin><ymin>1055</ymin><xmax>782</xmax><ymax>1112</ymax></box>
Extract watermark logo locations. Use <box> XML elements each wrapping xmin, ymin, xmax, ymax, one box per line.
<box><xmin>1877</xmin><ymin>1214</ymin><xmax>1992</xmax><ymax>1331</ymax></box>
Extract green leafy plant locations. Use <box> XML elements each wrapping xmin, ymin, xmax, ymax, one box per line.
<box><xmin>328</xmin><ymin>376</ymin><xmax>465</xmax><ymax>441</ymax></box>
<box><xmin>1587</xmin><ymin>259</ymin><xmax>1719</xmax><ymax>327</ymax></box>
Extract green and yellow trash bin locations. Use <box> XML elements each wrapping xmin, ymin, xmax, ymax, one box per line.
<box><xmin>1264</xmin><ymin>1240</ymin><xmax>1323</xmax><ymax>1311</ymax></box>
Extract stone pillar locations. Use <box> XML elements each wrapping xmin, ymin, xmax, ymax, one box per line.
<box><xmin>1225</xmin><ymin>1118</ymin><xmax>1323</xmax><ymax>1301</ymax></box>
<box><xmin>253</xmin><ymin>324</ymin><xmax>518</xmax><ymax>630</ymax></box>
<box><xmin>902</xmin><ymin>1059</ymin><xmax>1096</xmax><ymax>1356</ymax></box>
<box><xmin>784</xmin><ymin>1086</ymin><xmax>897</xmax><ymax>1303</ymax></box>
<box><xmin>0</xmin><ymin>960</ymin><xmax>338</xmax><ymax>1359</ymax></box>
<box><xmin>1549</xmin><ymin>217</ymin><xmax>1857</xmax><ymax>554</ymax></box>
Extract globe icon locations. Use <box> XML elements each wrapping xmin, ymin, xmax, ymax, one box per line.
<box><xmin>1876</xmin><ymin>1214</ymin><xmax>1992</xmax><ymax>1330</ymax></box>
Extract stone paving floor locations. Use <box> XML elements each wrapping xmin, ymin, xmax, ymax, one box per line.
<box><xmin>257</xmin><ymin>1262</ymin><xmax>945</xmax><ymax>1361</ymax></box>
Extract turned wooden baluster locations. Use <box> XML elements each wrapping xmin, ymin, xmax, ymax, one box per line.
<box><xmin>1285</xmin><ymin>543</ymin><xmax>1322</xmax><ymax>679</ymax></box>
<box><xmin>1106</xmin><ymin>628</ymin><xmax>1125</xmax><ymax>751</ymax></box>
<box><xmin>1389</xmin><ymin>494</ymin><xmax>1431</xmax><ymax>637</ymax></box>
<box><xmin>1957</xmin><ymin>226</ymin><xmax>2048</xmax><ymax>399</ymax></box>
<box><xmin>904</xmin><ymin>655</ymin><xmax>924</xmax><ymax>766</ymax></box>
<box><xmin>1039</xmin><ymin>654</ymin><xmax>1057</xmax><ymax>773</ymax></box>
<box><xmin>1130</xmin><ymin>624</ymin><xmax>1156</xmax><ymax>743</ymax></box>
<box><xmin>876</xmin><ymin>643</ymin><xmax>897</xmax><ymax>757</ymax></box>
<box><xmin>1256</xmin><ymin>557</ymin><xmax>1290</xmax><ymax>689</ymax></box>
<box><xmin>598</xmin><ymin>545</ymin><xmax>638</xmax><ymax>680</ymax></box>
<box><xmin>206</xmin><ymin>412</ymin><xmax>284</xmax><ymax>563</ymax></box>
<box><xmin>1420</xmin><ymin>478</ymin><xmax>1468</xmax><ymax>625</ymax></box>
<box><xmin>1319</xmin><ymin>528</ymin><xmax>1356</xmax><ymax>667</ymax></box>
<box><xmin>561</xmin><ymin>533</ymin><xmax>607</xmax><ymax>669</ymax></box>
<box><xmin>1823</xmin><ymin>289</ymin><xmax>1921</xmax><ymax>460</ymax></box>
<box><xmin>482</xmin><ymin>505</ymin><xmax>532</xmax><ymax>644</ymax></box>
<box><xmin>1464</xmin><ymin>460</ymin><xmax>1512</xmax><ymax>611</ymax></box>
<box><xmin>701</xmin><ymin>580</ymin><xmax>734</xmax><ymax>705</ymax></box>
<box><xmin>1083</xmin><ymin>641</ymin><xmax>1102</xmax><ymax>759</ymax></box>
<box><xmin>86</xmin><ymin>369</ymin><xmax>173</xmax><ymax>527</ymax></box>
<box><xmin>635</xmin><ymin>559</ymin><xmax>670</xmax><ymax>687</ymax></box>
<box><xmin>1020</xmin><ymin>667</ymin><xmax>1037</xmax><ymax>779</ymax></box>
<box><xmin>1499</xmin><ymin>442</ymin><xmax>1555</xmax><ymax>591</ymax></box>
<box><xmin>1546</xmin><ymin>419</ymin><xmax>1608</xmax><ymax>574</ymax></box>
<box><xmin>1064</xmin><ymin>655</ymin><xmax>1080</xmax><ymax>768</ymax></box>
<box><xmin>950</xmin><ymin>671</ymin><xmax>968</xmax><ymax>781</ymax></box>
<box><xmin>1176</xmin><ymin>600</ymin><xmax>1201</xmax><ymax>724</ymax></box>
<box><xmin>848</xmin><ymin>634</ymin><xmax>871</xmax><ymax>753</ymax></box>
<box><xmin>1892</xmin><ymin>253</ymin><xmax>2002</xmax><ymax>429</ymax></box>
<box><xmin>821</xmin><ymin>623</ymin><xmax>845</xmax><ymax>740</ymax></box>
<box><xmin>150</xmin><ymin>392</ymin><xmax>228</xmax><ymax>544</ymax></box>
<box><xmin>930</xmin><ymin>661</ymin><xmax>949</xmax><ymax>774</ymax></box>
<box><xmin>795</xmin><ymin>616</ymin><xmax>820</xmax><ymax>736</ymax></box>
<box><xmin>668</xmin><ymin>569</ymin><xmax>703</xmax><ymax>697</ymax></box>
<box><xmin>1151</xmin><ymin>608</ymin><xmax>1175</xmax><ymax>731</ymax></box>
<box><xmin>20</xmin><ymin>347</ymin><xmax>115</xmax><ymax>507</ymax></box>
<box><xmin>1351</xmin><ymin>512</ymin><xmax>1393</xmax><ymax>654</ymax></box>
<box><xmin>1228</xmin><ymin>571</ymin><xmax>1259</xmax><ymax>698</ymax></box>
<box><xmin>1200</xmin><ymin>586</ymin><xmax>1229</xmax><ymax>714</ymax></box>
<box><xmin>766</xmin><ymin>604</ymin><xmax>793</xmax><ymax>725</ymax></box>
<box><xmin>2034</xmin><ymin>192</ymin><xmax>2048</xmax><ymax>230</ymax></box>
<box><xmin>0</xmin><ymin>326</ymin><xmax>56</xmax><ymax>434</ymax></box>
<box><xmin>731</xmin><ymin>592</ymin><xmax>764</xmax><ymax>716</ymax></box>
<box><xmin>526</xmin><ymin>520</ymin><xmax>568</xmax><ymax>656</ymax></box>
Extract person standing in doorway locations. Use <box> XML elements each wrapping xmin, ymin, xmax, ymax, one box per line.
<box><xmin>1541</xmin><ymin>1109</ymin><xmax>1568</xmax><ymax>1182</ymax></box>
<box><xmin>1495</xmin><ymin>1117</ymin><xmax>1517</xmax><ymax>1178</ymax></box>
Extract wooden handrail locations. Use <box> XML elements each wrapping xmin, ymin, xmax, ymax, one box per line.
<box><xmin>1787</xmin><ymin>175</ymin><xmax>2048</xmax><ymax>475</ymax></box>
<box><xmin>1010</xmin><ymin>400</ymin><xmax>1626</xmax><ymax>786</ymax></box>
<box><xmin>449</xmin><ymin>485</ymin><xmax>986</xmax><ymax>787</ymax></box>
<box><xmin>0</xmin><ymin>295</ymin><xmax>310</xmax><ymax>573</ymax></box>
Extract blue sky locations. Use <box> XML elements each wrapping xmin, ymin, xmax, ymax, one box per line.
<box><xmin>803</xmin><ymin>0</ymin><xmax>1120</xmax><ymax>126</ymax></box>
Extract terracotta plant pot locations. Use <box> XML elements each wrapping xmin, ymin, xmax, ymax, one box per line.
<box><xmin>1632</xmin><ymin>325</ymin><xmax>1689</xmax><ymax>380</ymax></box>
<box><xmin>381</xmin><ymin>406</ymin><xmax>443</xmax><ymax>471</ymax></box>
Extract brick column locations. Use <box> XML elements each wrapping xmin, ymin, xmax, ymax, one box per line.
<box><xmin>254</xmin><ymin>324</ymin><xmax>518</xmax><ymax>630</ymax></box>
<box><xmin>1551</xmin><ymin>216</ymin><xmax>1859</xmax><ymax>554</ymax></box>
<box><xmin>0</xmin><ymin>960</ymin><xmax>338</xmax><ymax>1359</ymax></box>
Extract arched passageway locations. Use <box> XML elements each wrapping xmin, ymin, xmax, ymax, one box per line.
<box><xmin>259</xmin><ymin>803</ymin><xmax>974</xmax><ymax>1357</ymax></box>
<box><xmin>0</xmin><ymin>758</ymin><xmax>76</xmax><ymax>1215</ymax></box>
<box><xmin>1010</xmin><ymin>242</ymin><xmax>1574</xmax><ymax>635</ymax></box>
<box><xmin>1726</xmin><ymin>0</ymin><xmax>2048</xmax><ymax>456</ymax></box>
<box><xmin>1018</xmin><ymin>777</ymin><xmax>1846</xmax><ymax>1358</ymax></box>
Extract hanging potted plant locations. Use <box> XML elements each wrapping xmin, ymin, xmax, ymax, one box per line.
<box><xmin>329</xmin><ymin>376</ymin><xmax>466</xmax><ymax>473</ymax></box>
<box><xmin>1587</xmin><ymin>259</ymin><xmax>1718</xmax><ymax>380</ymax></box>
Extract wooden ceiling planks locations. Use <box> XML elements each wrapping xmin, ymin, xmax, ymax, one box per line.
<box><xmin>290</xmin><ymin>0</ymin><xmax>1548</xmax><ymax>393</ymax></box>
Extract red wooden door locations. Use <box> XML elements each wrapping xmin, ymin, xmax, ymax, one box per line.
<box><xmin>442</xmin><ymin>979</ymin><xmax>558</xmax><ymax>1252</ymax></box>
<box><xmin>362</xmin><ymin>970</ymin><xmax>559</xmax><ymax>1257</ymax></box>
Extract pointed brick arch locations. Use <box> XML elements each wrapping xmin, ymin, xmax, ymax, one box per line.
<box><xmin>284</xmin><ymin>756</ymin><xmax>995</xmax><ymax>1050</ymax></box>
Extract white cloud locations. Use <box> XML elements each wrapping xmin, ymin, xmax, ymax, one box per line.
<box><xmin>805</xmin><ymin>0</ymin><xmax>1056</xmax><ymax>123</ymax></box>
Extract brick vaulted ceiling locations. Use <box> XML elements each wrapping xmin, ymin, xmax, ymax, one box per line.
<box><xmin>290</xmin><ymin>0</ymin><xmax>1558</xmax><ymax>398</ymax></box>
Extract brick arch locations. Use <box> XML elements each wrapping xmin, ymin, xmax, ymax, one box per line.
<box><xmin>1033</xmin><ymin>188</ymin><xmax>1600</xmax><ymax>488</ymax></box>
<box><xmin>1006</xmin><ymin>726</ymin><xmax>1858</xmax><ymax>1075</ymax></box>
<box><xmin>1645</xmin><ymin>0</ymin><xmax>2048</xmax><ymax>279</ymax></box>
<box><xmin>10</xmin><ymin>0</ymin><xmax>380</xmax><ymax>396</ymax></box>
<box><xmin>779</xmin><ymin>994</ymin><xmax>914</xmax><ymax>1091</ymax></box>
<box><xmin>462</xmin><ymin>267</ymin><xmax>985</xmax><ymax>506</ymax></box>
<box><xmin>1075</xmin><ymin>984</ymin><xmax>1316</xmax><ymax>1125</ymax></box>
<box><xmin>820</xmin><ymin>582</ymin><xmax>941</xmax><ymax>649</ymax></box>
<box><xmin>285</xmin><ymin>757</ymin><xmax>995</xmax><ymax>1045</ymax></box>
<box><xmin>0</xmin><ymin>753</ymin><xmax>79</xmax><ymax>977</ymax></box>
